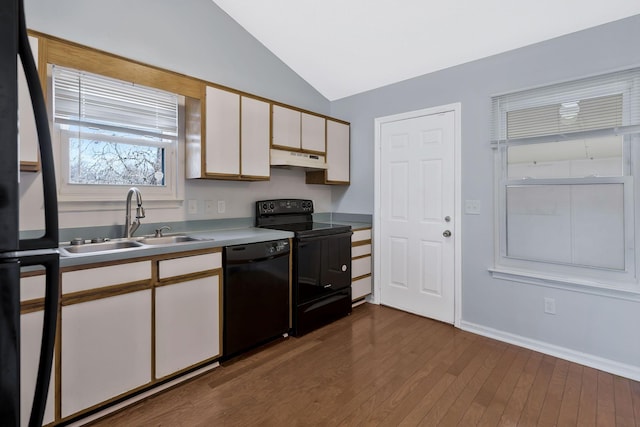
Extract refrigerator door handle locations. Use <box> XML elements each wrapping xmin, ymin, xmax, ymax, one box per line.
<box><xmin>17</xmin><ymin>0</ymin><xmax>58</xmax><ymax>252</ymax></box>
<box><xmin>20</xmin><ymin>253</ymin><xmax>59</xmax><ymax>427</ymax></box>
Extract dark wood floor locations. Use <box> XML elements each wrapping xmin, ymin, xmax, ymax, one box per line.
<box><xmin>91</xmin><ymin>304</ymin><xmax>640</xmax><ymax>426</ymax></box>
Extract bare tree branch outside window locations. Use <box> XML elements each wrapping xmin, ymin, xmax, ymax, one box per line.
<box><xmin>69</xmin><ymin>138</ymin><xmax>165</xmax><ymax>186</ymax></box>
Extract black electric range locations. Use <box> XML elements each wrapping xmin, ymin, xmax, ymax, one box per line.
<box><xmin>256</xmin><ymin>199</ymin><xmax>352</xmax><ymax>336</ymax></box>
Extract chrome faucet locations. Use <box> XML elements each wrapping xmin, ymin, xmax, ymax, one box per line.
<box><xmin>124</xmin><ymin>187</ymin><xmax>145</xmax><ymax>238</ymax></box>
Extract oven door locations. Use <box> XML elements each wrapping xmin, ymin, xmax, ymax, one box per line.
<box><xmin>295</xmin><ymin>231</ymin><xmax>352</xmax><ymax>305</ymax></box>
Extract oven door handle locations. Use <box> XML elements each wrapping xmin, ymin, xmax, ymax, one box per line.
<box><xmin>297</xmin><ymin>231</ymin><xmax>353</xmax><ymax>244</ymax></box>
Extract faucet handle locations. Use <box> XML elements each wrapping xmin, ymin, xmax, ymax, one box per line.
<box><xmin>154</xmin><ymin>225</ymin><xmax>171</xmax><ymax>238</ymax></box>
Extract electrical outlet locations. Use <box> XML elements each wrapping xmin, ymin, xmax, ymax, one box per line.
<box><xmin>465</xmin><ymin>199</ymin><xmax>481</xmax><ymax>215</ymax></box>
<box><xmin>217</xmin><ymin>200</ymin><xmax>226</xmax><ymax>214</ymax></box>
<box><xmin>187</xmin><ymin>199</ymin><xmax>198</xmax><ymax>215</ymax></box>
<box><xmin>544</xmin><ymin>297</ymin><xmax>556</xmax><ymax>315</ymax></box>
<box><xmin>205</xmin><ymin>200</ymin><xmax>214</xmax><ymax>214</ymax></box>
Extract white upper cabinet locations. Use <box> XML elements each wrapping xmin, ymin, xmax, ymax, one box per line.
<box><xmin>307</xmin><ymin>119</ymin><xmax>350</xmax><ymax>185</ymax></box>
<box><xmin>301</xmin><ymin>112</ymin><xmax>326</xmax><ymax>154</ymax></box>
<box><xmin>326</xmin><ymin>120</ymin><xmax>350</xmax><ymax>183</ymax></box>
<box><xmin>241</xmin><ymin>96</ymin><xmax>270</xmax><ymax>178</ymax></box>
<box><xmin>272</xmin><ymin>105</ymin><xmax>301</xmax><ymax>150</ymax></box>
<box><xmin>18</xmin><ymin>35</ymin><xmax>40</xmax><ymax>172</ymax></box>
<box><xmin>187</xmin><ymin>86</ymin><xmax>270</xmax><ymax>180</ymax></box>
<box><xmin>205</xmin><ymin>86</ymin><xmax>240</xmax><ymax>176</ymax></box>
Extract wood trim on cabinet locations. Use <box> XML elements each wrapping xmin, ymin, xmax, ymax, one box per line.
<box><xmin>20</xmin><ymin>298</ymin><xmax>45</xmax><ymax>314</ymax></box>
<box><xmin>61</xmin><ymin>280</ymin><xmax>152</xmax><ymax>306</ymax></box>
<box><xmin>352</xmin><ymin>239</ymin><xmax>372</xmax><ymax>247</ymax></box>
<box><xmin>352</xmin><ymin>273</ymin><xmax>372</xmax><ymax>282</ymax></box>
<box><xmin>155</xmin><ymin>269</ymin><xmax>221</xmax><ymax>288</ymax></box>
<box><xmin>352</xmin><ymin>254</ymin><xmax>372</xmax><ymax>261</ymax></box>
<box><xmin>36</xmin><ymin>32</ymin><xmax>202</xmax><ymax>99</ymax></box>
<box><xmin>20</xmin><ymin>161</ymin><xmax>40</xmax><ymax>172</ymax></box>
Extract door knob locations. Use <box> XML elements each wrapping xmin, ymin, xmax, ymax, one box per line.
<box><xmin>443</xmin><ymin>230</ymin><xmax>452</xmax><ymax>238</ymax></box>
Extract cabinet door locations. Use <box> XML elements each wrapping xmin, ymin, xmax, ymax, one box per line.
<box><xmin>20</xmin><ymin>274</ymin><xmax>55</xmax><ymax>427</ymax></box>
<box><xmin>326</xmin><ymin>120</ymin><xmax>350</xmax><ymax>183</ymax></box>
<box><xmin>241</xmin><ymin>97</ymin><xmax>270</xmax><ymax>178</ymax></box>
<box><xmin>61</xmin><ymin>290</ymin><xmax>152</xmax><ymax>418</ymax></box>
<box><xmin>18</xmin><ymin>36</ymin><xmax>40</xmax><ymax>171</ymax></box>
<box><xmin>272</xmin><ymin>105</ymin><xmax>300</xmax><ymax>149</ymax></box>
<box><xmin>205</xmin><ymin>86</ymin><xmax>240</xmax><ymax>175</ymax></box>
<box><xmin>301</xmin><ymin>113</ymin><xmax>325</xmax><ymax>154</ymax></box>
<box><xmin>155</xmin><ymin>274</ymin><xmax>220</xmax><ymax>378</ymax></box>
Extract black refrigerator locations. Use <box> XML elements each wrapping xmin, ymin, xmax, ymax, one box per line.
<box><xmin>0</xmin><ymin>0</ymin><xmax>60</xmax><ymax>426</ymax></box>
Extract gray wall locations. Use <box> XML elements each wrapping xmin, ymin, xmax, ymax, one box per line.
<box><xmin>25</xmin><ymin>0</ymin><xmax>330</xmax><ymax>113</ymax></box>
<box><xmin>331</xmin><ymin>15</ymin><xmax>640</xmax><ymax>371</ymax></box>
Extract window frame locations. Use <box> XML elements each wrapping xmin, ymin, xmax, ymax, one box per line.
<box><xmin>492</xmin><ymin>74</ymin><xmax>640</xmax><ymax>294</ymax></box>
<box><xmin>35</xmin><ymin>33</ymin><xmax>203</xmax><ymax>210</ymax></box>
<box><xmin>47</xmin><ymin>65</ymin><xmax>186</xmax><ymax>206</ymax></box>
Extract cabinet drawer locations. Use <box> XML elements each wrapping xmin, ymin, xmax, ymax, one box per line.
<box><xmin>352</xmin><ymin>228</ymin><xmax>371</xmax><ymax>243</ymax></box>
<box><xmin>62</xmin><ymin>261</ymin><xmax>151</xmax><ymax>294</ymax></box>
<box><xmin>352</xmin><ymin>255</ymin><xmax>372</xmax><ymax>279</ymax></box>
<box><xmin>352</xmin><ymin>244</ymin><xmax>371</xmax><ymax>259</ymax></box>
<box><xmin>158</xmin><ymin>252</ymin><xmax>221</xmax><ymax>279</ymax></box>
<box><xmin>352</xmin><ymin>276</ymin><xmax>372</xmax><ymax>301</ymax></box>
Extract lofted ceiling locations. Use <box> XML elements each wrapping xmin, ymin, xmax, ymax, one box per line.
<box><xmin>212</xmin><ymin>1</ymin><xmax>640</xmax><ymax>101</ymax></box>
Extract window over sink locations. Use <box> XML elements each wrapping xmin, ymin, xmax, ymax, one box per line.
<box><xmin>51</xmin><ymin>65</ymin><xmax>182</xmax><ymax>204</ymax></box>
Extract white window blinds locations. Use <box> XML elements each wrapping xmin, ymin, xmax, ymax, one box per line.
<box><xmin>492</xmin><ymin>68</ymin><xmax>640</xmax><ymax>145</ymax></box>
<box><xmin>53</xmin><ymin>66</ymin><xmax>178</xmax><ymax>140</ymax></box>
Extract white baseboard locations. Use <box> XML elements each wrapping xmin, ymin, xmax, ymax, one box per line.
<box><xmin>460</xmin><ymin>321</ymin><xmax>640</xmax><ymax>382</ymax></box>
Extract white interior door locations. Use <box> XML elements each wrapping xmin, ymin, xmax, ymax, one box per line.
<box><xmin>378</xmin><ymin>107</ymin><xmax>457</xmax><ymax>323</ymax></box>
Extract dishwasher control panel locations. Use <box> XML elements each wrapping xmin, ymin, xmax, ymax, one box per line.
<box><xmin>224</xmin><ymin>239</ymin><xmax>290</xmax><ymax>262</ymax></box>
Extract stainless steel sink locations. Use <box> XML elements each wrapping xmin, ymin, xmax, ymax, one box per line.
<box><xmin>62</xmin><ymin>239</ymin><xmax>144</xmax><ymax>254</ymax></box>
<box><xmin>139</xmin><ymin>235</ymin><xmax>200</xmax><ymax>245</ymax></box>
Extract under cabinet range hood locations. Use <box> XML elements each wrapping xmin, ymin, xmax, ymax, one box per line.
<box><xmin>270</xmin><ymin>149</ymin><xmax>328</xmax><ymax>170</ymax></box>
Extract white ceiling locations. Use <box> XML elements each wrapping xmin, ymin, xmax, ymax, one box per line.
<box><xmin>212</xmin><ymin>1</ymin><xmax>640</xmax><ymax>101</ymax></box>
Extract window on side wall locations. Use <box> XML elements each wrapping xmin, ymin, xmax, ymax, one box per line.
<box><xmin>491</xmin><ymin>68</ymin><xmax>640</xmax><ymax>293</ymax></box>
<box><xmin>52</xmin><ymin>65</ymin><xmax>181</xmax><ymax>203</ymax></box>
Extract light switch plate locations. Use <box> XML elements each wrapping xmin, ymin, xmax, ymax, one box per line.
<box><xmin>465</xmin><ymin>199</ymin><xmax>481</xmax><ymax>215</ymax></box>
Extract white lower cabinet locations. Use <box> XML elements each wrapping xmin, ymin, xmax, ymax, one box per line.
<box><xmin>60</xmin><ymin>261</ymin><xmax>153</xmax><ymax>419</ymax></box>
<box><xmin>60</xmin><ymin>289</ymin><xmax>152</xmax><ymax>418</ymax></box>
<box><xmin>155</xmin><ymin>275</ymin><xmax>220</xmax><ymax>378</ymax></box>
<box><xmin>48</xmin><ymin>250</ymin><xmax>222</xmax><ymax>423</ymax></box>
<box><xmin>155</xmin><ymin>250</ymin><xmax>222</xmax><ymax>379</ymax></box>
<box><xmin>351</xmin><ymin>227</ymin><xmax>373</xmax><ymax>301</ymax></box>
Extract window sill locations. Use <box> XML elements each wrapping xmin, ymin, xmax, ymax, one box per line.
<box><xmin>489</xmin><ymin>267</ymin><xmax>640</xmax><ymax>302</ymax></box>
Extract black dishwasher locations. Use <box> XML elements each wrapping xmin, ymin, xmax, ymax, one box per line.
<box><xmin>222</xmin><ymin>239</ymin><xmax>290</xmax><ymax>360</ymax></box>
